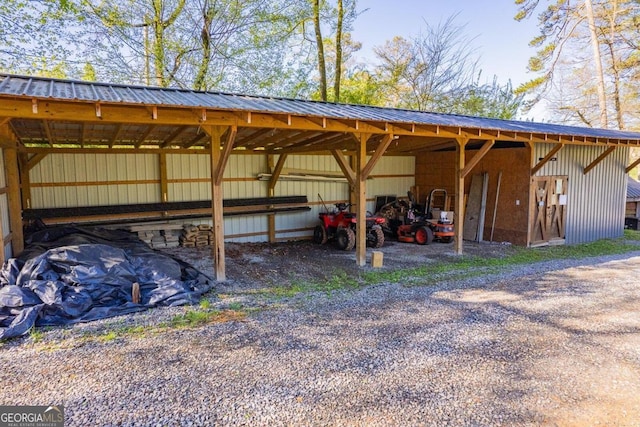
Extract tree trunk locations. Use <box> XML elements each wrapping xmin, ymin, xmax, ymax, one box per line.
<box><xmin>334</xmin><ymin>0</ymin><xmax>343</xmax><ymax>102</ymax></box>
<box><xmin>313</xmin><ymin>0</ymin><xmax>327</xmax><ymax>101</ymax></box>
<box><xmin>584</xmin><ymin>0</ymin><xmax>608</xmax><ymax>128</ymax></box>
<box><xmin>194</xmin><ymin>0</ymin><xmax>212</xmax><ymax>91</ymax></box>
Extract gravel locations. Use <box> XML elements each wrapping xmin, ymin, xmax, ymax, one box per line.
<box><xmin>1</xmin><ymin>242</ymin><xmax>640</xmax><ymax>426</ymax></box>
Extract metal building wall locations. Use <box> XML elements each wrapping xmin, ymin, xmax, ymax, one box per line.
<box><xmin>27</xmin><ymin>152</ymin><xmax>414</xmax><ymax>243</ymax></box>
<box><xmin>0</xmin><ymin>149</ymin><xmax>11</xmax><ymax>258</ymax></box>
<box><xmin>30</xmin><ymin>153</ymin><xmax>159</xmax><ymax>208</ymax></box>
<box><xmin>533</xmin><ymin>143</ymin><xmax>629</xmax><ymax>244</ymax></box>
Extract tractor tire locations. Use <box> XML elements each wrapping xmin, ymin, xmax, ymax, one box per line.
<box><xmin>440</xmin><ymin>236</ymin><xmax>453</xmax><ymax>244</ymax></box>
<box><xmin>336</xmin><ymin>227</ymin><xmax>356</xmax><ymax>251</ymax></box>
<box><xmin>415</xmin><ymin>226</ymin><xmax>433</xmax><ymax>245</ymax></box>
<box><xmin>313</xmin><ymin>224</ymin><xmax>328</xmax><ymax>244</ymax></box>
<box><xmin>367</xmin><ymin>227</ymin><xmax>385</xmax><ymax>248</ymax></box>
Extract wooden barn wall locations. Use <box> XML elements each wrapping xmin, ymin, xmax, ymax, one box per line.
<box><xmin>533</xmin><ymin>143</ymin><xmax>628</xmax><ymax>244</ymax></box>
<box><xmin>28</xmin><ymin>153</ymin><xmax>414</xmax><ymax>243</ymax></box>
<box><xmin>0</xmin><ymin>149</ymin><xmax>11</xmax><ymax>258</ymax></box>
<box><xmin>415</xmin><ymin>147</ymin><xmax>531</xmax><ymax>245</ymax></box>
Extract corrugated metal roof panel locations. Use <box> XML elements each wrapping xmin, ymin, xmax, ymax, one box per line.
<box><xmin>627</xmin><ymin>177</ymin><xmax>640</xmax><ymax>199</ymax></box>
<box><xmin>3</xmin><ymin>73</ymin><xmax>640</xmax><ymax>141</ymax></box>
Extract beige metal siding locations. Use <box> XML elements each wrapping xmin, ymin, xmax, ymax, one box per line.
<box><xmin>30</xmin><ymin>153</ymin><xmax>159</xmax><ymax>208</ymax></box>
<box><xmin>26</xmin><ymin>152</ymin><xmax>415</xmax><ymax>243</ymax></box>
<box><xmin>533</xmin><ymin>143</ymin><xmax>628</xmax><ymax>244</ymax></box>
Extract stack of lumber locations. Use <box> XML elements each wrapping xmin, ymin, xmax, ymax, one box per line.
<box><xmin>123</xmin><ymin>223</ymin><xmax>183</xmax><ymax>249</ymax></box>
<box><xmin>180</xmin><ymin>224</ymin><xmax>213</xmax><ymax>247</ymax></box>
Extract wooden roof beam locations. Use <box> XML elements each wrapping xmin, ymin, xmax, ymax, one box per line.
<box><xmin>158</xmin><ymin>125</ymin><xmax>186</xmax><ymax>148</ymax></box>
<box><xmin>532</xmin><ymin>143</ymin><xmax>564</xmax><ymax>175</ymax></box>
<box><xmin>584</xmin><ymin>146</ymin><xmax>617</xmax><ymax>174</ymax></box>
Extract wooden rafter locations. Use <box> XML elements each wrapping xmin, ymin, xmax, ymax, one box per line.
<box><xmin>135</xmin><ymin>125</ymin><xmax>157</xmax><ymax>148</ymax></box>
<box><xmin>532</xmin><ymin>143</ymin><xmax>564</xmax><ymax>175</ymax></box>
<box><xmin>183</xmin><ymin>132</ymin><xmax>208</xmax><ymax>149</ymax></box>
<box><xmin>109</xmin><ymin>123</ymin><xmax>124</xmax><ymax>148</ymax></box>
<box><xmin>584</xmin><ymin>146</ymin><xmax>617</xmax><ymax>174</ymax></box>
<box><xmin>158</xmin><ymin>125</ymin><xmax>186</xmax><ymax>148</ymax></box>
<box><xmin>42</xmin><ymin>120</ymin><xmax>55</xmax><ymax>146</ymax></box>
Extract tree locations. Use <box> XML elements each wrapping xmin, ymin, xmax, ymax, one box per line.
<box><xmin>0</xmin><ymin>0</ymin><xmax>77</xmax><ymax>76</ymax></box>
<box><xmin>515</xmin><ymin>0</ymin><xmax>640</xmax><ymax>130</ymax></box>
<box><xmin>373</xmin><ymin>16</ymin><xmax>479</xmax><ymax>112</ymax></box>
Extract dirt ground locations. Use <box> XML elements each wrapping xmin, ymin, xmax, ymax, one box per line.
<box><xmin>164</xmin><ymin>237</ymin><xmax>514</xmax><ymax>289</ymax></box>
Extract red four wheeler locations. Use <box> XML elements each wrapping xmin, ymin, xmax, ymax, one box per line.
<box><xmin>313</xmin><ymin>199</ymin><xmax>385</xmax><ymax>251</ymax></box>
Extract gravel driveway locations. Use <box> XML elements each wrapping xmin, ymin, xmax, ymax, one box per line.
<box><xmin>1</xmin><ymin>248</ymin><xmax>639</xmax><ymax>426</ymax></box>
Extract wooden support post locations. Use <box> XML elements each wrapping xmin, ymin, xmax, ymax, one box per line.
<box><xmin>205</xmin><ymin>125</ymin><xmax>235</xmax><ymax>281</ymax></box>
<box><xmin>267</xmin><ymin>154</ymin><xmax>288</xmax><ymax>243</ymax></box>
<box><xmin>349</xmin><ymin>155</ymin><xmax>357</xmax><ymax>208</ymax></box>
<box><xmin>18</xmin><ymin>154</ymin><xmax>31</xmax><ymax>209</ymax></box>
<box><xmin>355</xmin><ymin>133</ymin><xmax>370</xmax><ymax>267</ymax></box>
<box><xmin>5</xmin><ymin>147</ymin><xmax>24</xmax><ymax>255</ymax></box>
<box><xmin>159</xmin><ymin>152</ymin><xmax>168</xmax><ymax>203</ymax></box>
<box><xmin>455</xmin><ymin>138</ymin><xmax>468</xmax><ymax>255</ymax></box>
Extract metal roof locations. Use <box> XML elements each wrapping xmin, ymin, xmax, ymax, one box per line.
<box><xmin>628</xmin><ymin>177</ymin><xmax>640</xmax><ymax>200</ymax></box>
<box><xmin>3</xmin><ymin>73</ymin><xmax>640</xmax><ymax>143</ymax></box>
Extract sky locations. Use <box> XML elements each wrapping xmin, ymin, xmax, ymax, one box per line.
<box><xmin>350</xmin><ymin>0</ymin><xmax>540</xmax><ymax>92</ymax></box>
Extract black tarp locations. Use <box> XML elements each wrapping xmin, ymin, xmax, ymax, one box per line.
<box><xmin>0</xmin><ymin>226</ymin><xmax>214</xmax><ymax>340</ymax></box>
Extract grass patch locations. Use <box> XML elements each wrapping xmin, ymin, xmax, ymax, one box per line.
<box><xmin>169</xmin><ymin>308</ymin><xmax>246</xmax><ymax>328</ymax></box>
<box><xmin>260</xmin><ymin>237</ymin><xmax>640</xmax><ymax>297</ymax></box>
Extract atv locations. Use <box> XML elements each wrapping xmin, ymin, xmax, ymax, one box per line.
<box><xmin>313</xmin><ymin>196</ymin><xmax>385</xmax><ymax>250</ymax></box>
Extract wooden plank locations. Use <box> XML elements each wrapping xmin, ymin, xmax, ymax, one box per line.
<box><xmin>464</xmin><ymin>173</ymin><xmax>484</xmax><ymax>241</ymax></box>
<box><xmin>584</xmin><ymin>146</ymin><xmax>617</xmax><ymax>174</ymax></box>
<box><xmin>531</xmin><ymin>143</ymin><xmax>564</xmax><ymax>175</ymax></box>
<box><xmin>626</xmin><ymin>157</ymin><xmax>640</xmax><ymax>174</ymax></box>
<box><xmin>5</xmin><ymin>147</ymin><xmax>24</xmax><ymax>255</ymax></box>
<box><xmin>460</xmin><ymin>139</ymin><xmax>494</xmax><ymax>179</ymax></box>
<box><xmin>18</xmin><ymin>153</ymin><xmax>31</xmax><ymax>209</ymax></box>
<box><xmin>490</xmin><ymin>171</ymin><xmax>502</xmax><ymax>242</ymax></box>
<box><xmin>476</xmin><ymin>173</ymin><xmax>489</xmax><ymax>242</ymax></box>
<box><xmin>455</xmin><ymin>138</ymin><xmax>467</xmax><ymax>254</ymax></box>
<box><xmin>159</xmin><ymin>152</ymin><xmax>168</xmax><ymax>202</ymax></box>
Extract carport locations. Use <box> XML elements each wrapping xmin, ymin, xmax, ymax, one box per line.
<box><xmin>2</xmin><ymin>73</ymin><xmax>640</xmax><ymax>281</ymax></box>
